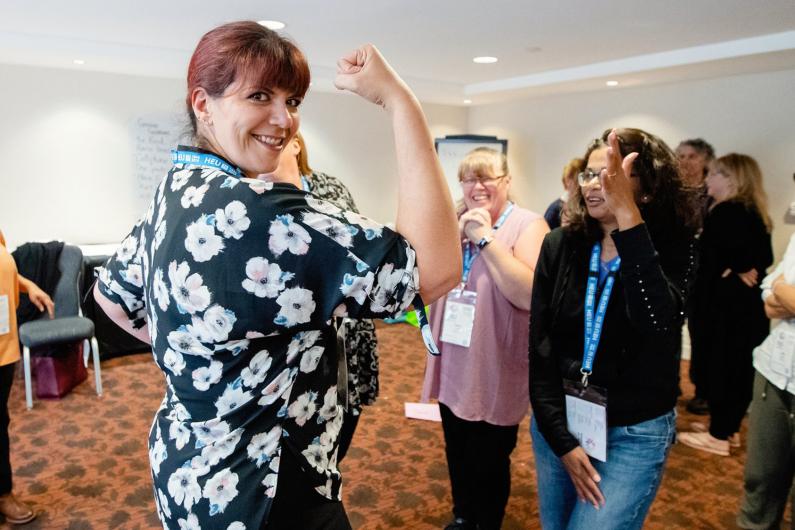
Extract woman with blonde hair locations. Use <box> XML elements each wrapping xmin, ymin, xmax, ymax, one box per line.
<box><xmin>680</xmin><ymin>153</ymin><xmax>773</xmax><ymax>456</ymax></box>
<box><xmin>423</xmin><ymin>147</ymin><xmax>548</xmax><ymax>530</ymax></box>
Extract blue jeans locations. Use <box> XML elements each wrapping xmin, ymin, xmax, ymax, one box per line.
<box><xmin>530</xmin><ymin>410</ymin><xmax>675</xmax><ymax>530</ymax></box>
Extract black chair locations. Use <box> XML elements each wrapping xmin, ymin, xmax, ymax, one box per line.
<box><xmin>17</xmin><ymin>245</ymin><xmax>102</xmax><ymax>409</ymax></box>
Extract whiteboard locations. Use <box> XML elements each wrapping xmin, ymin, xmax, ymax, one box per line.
<box><xmin>132</xmin><ymin>114</ymin><xmax>182</xmax><ymax>210</ymax></box>
<box><xmin>435</xmin><ymin>136</ymin><xmax>508</xmax><ymax>202</ymax></box>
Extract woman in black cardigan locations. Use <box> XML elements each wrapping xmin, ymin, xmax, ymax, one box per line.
<box><xmin>529</xmin><ymin>128</ymin><xmax>698</xmax><ymax>530</ymax></box>
<box><xmin>680</xmin><ymin>154</ymin><xmax>773</xmax><ymax>456</ymax></box>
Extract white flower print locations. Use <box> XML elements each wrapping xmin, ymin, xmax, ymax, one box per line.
<box><xmin>344</xmin><ymin>211</ymin><xmax>384</xmax><ymax>240</ymax></box>
<box><xmin>185</xmin><ymin>215</ymin><xmax>224</xmax><ymax>263</ymax></box>
<box><xmin>192</xmin><ymin>360</ymin><xmax>223</xmax><ymax>391</ymax></box>
<box><xmin>203</xmin><ymin>468</ymin><xmax>239</xmax><ymax>515</ymax></box>
<box><xmin>268</xmin><ymin>214</ymin><xmax>311</xmax><ymax>257</ymax></box>
<box><xmin>241</xmin><ymin>350</ymin><xmax>272</xmax><ymax>388</ymax></box>
<box><xmin>215</xmin><ymin>200</ymin><xmax>251</xmax><ymax>239</ymax></box>
<box><xmin>115</xmin><ymin>234</ymin><xmax>138</xmax><ymax>265</ymax></box>
<box><xmin>332</xmin><ymin>303</ymin><xmax>349</xmax><ymax>318</ymax></box>
<box><xmin>300</xmin><ymin>346</ymin><xmax>324</xmax><ymax>374</ymax></box>
<box><xmin>340</xmin><ymin>271</ymin><xmax>375</xmax><ymax>306</ymax></box>
<box><xmin>193</xmin><ymin>418</ymin><xmax>230</xmax><ymax>447</ymax></box>
<box><xmin>200</xmin><ymin>428</ymin><xmax>242</xmax><ymax>467</ymax></box>
<box><xmin>259</xmin><ymin>368</ymin><xmax>295</xmax><ymax>406</ymax></box>
<box><xmin>153</xmin><ymin>219</ymin><xmax>167</xmax><ymax>256</ymax></box>
<box><xmin>169</xmin><ymin>422</ymin><xmax>191</xmax><ymax>451</ymax></box>
<box><xmin>153</xmin><ymin>268</ymin><xmax>170</xmax><ymax>312</ymax></box>
<box><xmin>170</xmin><ymin>168</ymin><xmax>193</xmax><ymax>192</ymax></box>
<box><xmin>215</xmin><ymin>383</ymin><xmax>254</xmax><ymax>417</ymax></box>
<box><xmin>168</xmin><ymin>329</ymin><xmax>213</xmax><ymax>359</ymax></box>
<box><xmin>190</xmin><ymin>305</ymin><xmax>237</xmax><ymax>343</ymax></box>
<box><xmin>201</xmin><ymin>168</ymin><xmax>228</xmax><ymax>183</ymax></box>
<box><xmin>315</xmin><ymin>478</ymin><xmax>335</xmax><ymax>498</ymax></box>
<box><xmin>213</xmin><ymin>339</ymin><xmax>249</xmax><ymax>356</ymax></box>
<box><xmin>168</xmin><ymin>261</ymin><xmax>211</xmax><ymax>314</ymax></box>
<box><xmin>247</xmin><ymin>424</ymin><xmax>281</xmax><ymax>468</ymax></box>
<box><xmin>303</xmin><ymin>211</ymin><xmax>354</xmax><ymax>248</ymax></box>
<box><xmin>167</xmin><ymin>467</ymin><xmax>202</xmax><ymax>511</ymax></box>
<box><xmin>306</xmin><ymin>196</ymin><xmax>343</xmax><ymax>216</ymax></box>
<box><xmin>262</xmin><ymin>473</ymin><xmax>278</xmax><ymax>498</ymax></box>
<box><xmin>158</xmin><ymin>489</ymin><xmax>172</xmax><ymax>520</ymax></box>
<box><xmin>149</xmin><ymin>436</ymin><xmax>167</xmax><ymax>476</ymax></box>
<box><xmin>166</xmin><ymin>402</ymin><xmax>192</xmax><ymax>423</ymax></box>
<box><xmin>121</xmin><ymin>263</ymin><xmax>143</xmax><ymax>288</ymax></box>
<box><xmin>245</xmin><ymin>331</ymin><xmax>265</xmax><ymax>339</ymax></box>
<box><xmin>287</xmin><ymin>391</ymin><xmax>317</xmax><ymax>426</ymax></box>
<box><xmin>301</xmin><ymin>441</ymin><xmax>329</xmax><ymax>473</ymax></box>
<box><xmin>162</xmin><ymin>348</ymin><xmax>186</xmax><ymax>376</ymax></box>
<box><xmin>275</xmin><ymin>287</ymin><xmax>316</xmax><ymax>327</ymax></box>
<box><xmin>181</xmin><ymin>184</ymin><xmax>209</xmax><ymax>208</ymax></box>
<box><xmin>246</xmin><ymin>179</ymin><xmax>273</xmax><ymax>194</ymax></box>
<box><xmin>286</xmin><ymin>330</ymin><xmax>321</xmax><ymax>365</ymax></box>
<box><xmin>370</xmin><ymin>263</ymin><xmax>407</xmax><ymax>313</ymax></box>
<box><xmin>227</xmin><ymin>523</ymin><xmax>246</xmax><ymax>530</ymax></box>
<box><xmin>241</xmin><ymin>257</ymin><xmax>294</xmax><ymax>299</ymax></box>
<box><xmin>148</xmin><ymin>309</ymin><xmax>159</xmax><ymax>345</ymax></box>
<box><xmin>318</xmin><ymin>386</ymin><xmax>339</xmax><ymax>421</ymax></box>
<box><xmin>177</xmin><ymin>512</ymin><xmax>200</xmax><ymax>530</ymax></box>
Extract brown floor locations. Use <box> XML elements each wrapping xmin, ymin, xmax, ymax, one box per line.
<box><xmin>1</xmin><ymin>324</ymin><xmax>780</xmax><ymax>529</ymax></box>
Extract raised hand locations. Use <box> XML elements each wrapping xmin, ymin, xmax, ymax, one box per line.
<box><xmin>459</xmin><ymin>208</ymin><xmax>491</xmax><ymax>242</ymax></box>
<box><xmin>601</xmin><ymin>129</ymin><xmax>642</xmax><ymax>230</ymax></box>
<box><xmin>334</xmin><ymin>44</ymin><xmax>412</xmax><ymax>111</ymax></box>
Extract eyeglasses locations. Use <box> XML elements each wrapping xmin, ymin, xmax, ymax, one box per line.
<box><xmin>460</xmin><ymin>174</ymin><xmax>508</xmax><ymax>187</ymax></box>
<box><xmin>577</xmin><ymin>169</ymin><xmax>639</xmax><ymax>186</ymax></box>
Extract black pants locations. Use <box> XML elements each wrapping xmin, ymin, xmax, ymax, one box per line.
<box><xmin>687</xmin><ymin>318</ymin><xmax>708</xmax><ymax>399</ymax></box>
<box><xmin>440</xmin><ymin>403</ymin><xmax>518</xmax><ymax>530</ymax></box>
<box><xmin>709</xmin><ymin>357</ymin><xmax>756</xmax><ymax>440</ymax></box>
<box><xmin>336</xmin><ymin>409</ymin><xmax>361</xmax><ymax>463</ymax></box>
<box><xmin>264</xmin><ymin>447</ymin><xmax>351</xmax><ymax>530</ymax></box>
<box><xmin>0</xmin><ymin>363</ymin><xmax>14</xmax><ymax>495</ymax></box>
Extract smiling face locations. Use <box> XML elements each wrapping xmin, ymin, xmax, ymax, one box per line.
<box><xmin>196</xmin><ymin>76</ymin><xmax>302</xmax><ymax>178</ymax></box>
<box><xmin>460</xmin><ymin>159</ymin><xmax>511</xmax><ymax>221</ymax></box>
<box><xmin>580</xmin><ymin>146</ymin><xmax>642</xmax><ymax>230</ymax></box>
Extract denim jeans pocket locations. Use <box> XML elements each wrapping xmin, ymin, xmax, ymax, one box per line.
<box><xmin>623</xmin><ymin>412</ymin><xmax>675</xmax><ymax>442</ymax></box>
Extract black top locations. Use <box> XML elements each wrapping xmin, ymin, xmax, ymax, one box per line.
<box><xmin>543</xmin><ymin>198</ymin><xmax>564</xmax><ymax>230</ymax></box>
<box><xmin>530</xmin><ymin>223</ymin><xmax>697</xmax><ymax>457</ymax></box>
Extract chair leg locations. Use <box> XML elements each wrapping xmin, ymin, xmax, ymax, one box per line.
<box><xmin>23</xmin><ymin>346</ymin><xmax>33</xmax><ymax>410</ymax></box>
<box><xmin>82</xmin><ymin>339</ymin><xmax>90</xmax><ymax>368</ymax></box>
<box><xmin>91</xmin><ymin>336</ymin><xmax>102</xmax><ymax>397</ymax></box>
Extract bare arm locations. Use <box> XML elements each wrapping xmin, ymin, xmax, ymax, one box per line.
<box><xmin>17</xmin><ymin>274</ymin><xmax>54</xmax><ymax>318</ymax></box>
<box><xmin>334</xmin><ymin>45</ymin><xmax>461</xmax><ymax>304</ymax></box>
<box><xmin>478</xmin><ymin>219</ymin><xmax>549</xmax><ymax>311</ymax></box>
<box><xmin>93</xmin><ymin>283</ymin><xmax>151</xmax><ymax>344</ymax></box>
<box><xmin>771</xmin><ymin>278</ymin><xmax>795</xmax><ymax>318</ymax></box>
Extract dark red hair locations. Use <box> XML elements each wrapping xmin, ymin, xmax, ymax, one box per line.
<box><xmin>186</xmin><ymin>21</ymin><xmax>311</xmax><ymax>138</ymax></box>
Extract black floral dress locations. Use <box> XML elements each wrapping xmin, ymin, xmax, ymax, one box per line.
<box><xmin>98</xmin><ymin>147</ymin><xmax>420</xmax><ymax>529</ymax></box>
<box><xmin>303</xmin><ymin>171</ymin><xmax>380</xmax><ymax>411</ymax></box>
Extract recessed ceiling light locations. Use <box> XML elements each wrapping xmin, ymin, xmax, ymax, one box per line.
<box><xmin>73</xmin><ymin>59</ymin><xmax>85</xmax><ymax>65</ymax></box>
<box><xmin>473</xmin><ymin>56</ymin><xmax>498</xmax><ymax>64</ymax></box>
<box><xmin>258</xmin><ymin>20</ymin><xmax>286</xmax><ymax>30</ymax></box>
<box><xmin>463</xmin><ymin>99</ymin><xmax>472</xmax><ymax>104</ymax></box>
<box><xmin>606</xmin><ymin>80</ymin><xmax>619</xmax><ymax>87</ymax></box>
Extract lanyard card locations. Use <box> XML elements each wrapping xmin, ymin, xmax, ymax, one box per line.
<box><xmin>440</xmin><ymin>288</ymin><xmax>477</xmax><ymax>348</ymax></box>
<box><xmin>0</xmin><ymin>295</ymin><xmax>8</xmax><ymax>335</ymax></box>
<box><xmin>563</xmin><ymin>378</ymin><xmax>608</xmax><ymax>462</ymax></box>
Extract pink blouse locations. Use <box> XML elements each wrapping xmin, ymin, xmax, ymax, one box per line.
<box><xmin>421</xmin><ymin>206</ymin><xmax>542</xmax><ymax>426</ymax></box>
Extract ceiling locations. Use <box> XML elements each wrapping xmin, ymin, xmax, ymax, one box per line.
<box><xmin>1</xmin><ymin>0</ymin><xmax>794</xmax><ymax>105</ymax></box>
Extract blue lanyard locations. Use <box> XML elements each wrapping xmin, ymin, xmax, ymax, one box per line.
<box><xmin>582</xmin><ymin>243</ymin><xmax>621</xmax><ymax>385</ymax></box>
<box><xmin>462</xmin><ymin>202</ymin><xmax>515</xmax><ymax>284</ymax></box>
<box><xmin>300</xmin><ymin>175</ymin><xmax>311</xmax><ymax>192</ymax></box>
<box><xmin>171</xmin><ymin>149</ymin><xmax>242</xmax><ymax>177</ymax></box>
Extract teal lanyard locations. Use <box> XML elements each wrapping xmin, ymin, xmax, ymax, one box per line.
<box><xmin>582</xmin><ymin>243</ymin><xmax>621</xmax><ymax>386</ymax></box>
<box><xmin>461</xmin><ymin>202</ymin><xmax>514</xmax><ymax>284</ymax></box>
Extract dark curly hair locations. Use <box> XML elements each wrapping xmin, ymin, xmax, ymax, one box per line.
<box><xmin>565</xmin><ymin>128</ymin><xmax>700</xmax><ymax>245</ymax></box>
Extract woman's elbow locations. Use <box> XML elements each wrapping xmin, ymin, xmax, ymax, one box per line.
<box><xmin>419</xmin><ymin>269</ymin><xmax>459</xmax><ymax>304</ymax></box>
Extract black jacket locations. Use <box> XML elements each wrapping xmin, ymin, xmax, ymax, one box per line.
<box><xmin>530</xmin><ymin>223</ymin><xmax>696</xmax><ymax>457</ymax></box>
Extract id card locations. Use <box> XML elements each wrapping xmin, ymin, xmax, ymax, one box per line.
<box><xmin>564</xmin><ymin>379</ymin><xmax>608</xmax><ymax>462</ymax></box>
<box><xmin>440</xmin><ymin>288</ymin><xmax>477</xmax><ymax>348</ymax></box>
<box><xmin>770</xmin><ymin>328</ymin><xmax>795</xmax><ymax>378</ymax></box>
<box><xmin>0</xmin><ymin>295</ymin><xmax>8</xmax><ymax>335</ymax></box>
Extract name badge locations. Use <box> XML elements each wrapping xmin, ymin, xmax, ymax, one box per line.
<box><xmin>564</xmin><ymin>379</ymin><xmax>608</xmax><ymax>462</ymax></box>
<box><xmin>440</xmin><ymin>288</ymin><xmax>477</xmax><ymax>348</ymax></box>
<box><xmin>0</xmin><ymin>295</ymin><xmax>9</xmax><ymax>335</ymax></box>
<box><xmin>770</xmin><ymin>328</ymin><xmax>795</xmax><ymax>378</ymax></box>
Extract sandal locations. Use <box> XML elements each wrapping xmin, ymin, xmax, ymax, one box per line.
<box><xmin>0</xmin><ymin>493</ymin><xmax>36</xmax><ymax>525</ymax></box>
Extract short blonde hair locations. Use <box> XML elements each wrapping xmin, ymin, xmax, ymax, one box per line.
<box><xmin>457</xmin><ymin>147</ymin><xmax>508</xmax><ymax>182</ymax></box>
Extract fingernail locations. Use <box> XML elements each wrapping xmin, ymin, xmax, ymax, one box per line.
<box><xmin>594</xmin><ymin>474</ymin><xmax>601</xmax><ymax>482</ymax></box>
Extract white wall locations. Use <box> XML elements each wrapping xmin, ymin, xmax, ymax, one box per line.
<box><xmin>0</xmin><ymin>63</ymin><xmax>468</xmax><ymax>250</ymax></box>
<box><xmin>468</xmin><ymin>68</ymin><xmax>795</xmax><ymax>260</ymax></box>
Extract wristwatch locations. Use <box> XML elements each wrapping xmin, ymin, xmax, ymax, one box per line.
<box><xmin>476</xmin><ymin>234</ymin><xmax>494</xmax><ymax>250</ymax></box>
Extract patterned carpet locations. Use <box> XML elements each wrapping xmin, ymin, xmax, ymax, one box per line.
<box><xmin>1</xmin><ymin>323</ymin><xmax>781</xmax><ymax>529</ymax></box>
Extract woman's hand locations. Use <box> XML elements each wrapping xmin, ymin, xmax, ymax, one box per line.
<box><xmin>334</xmin><ymin>44</ymin><xmax>413</xmax><ymax>112</ymax></box>
<box><xmin>459</xmin><ymin>208</ymin><xmax>491</xmax><ymax>242</ymax></box>
<box><xmin>721</xmin><ymin>268</ymin><xmax>759</xmax><ymax>287</ymax></box>
<box><xmin>601</xmin><ymin>129</ymin><xmax>642</xmax><ymax>231</ymax></box>
<box><xmin>27</xmin><ymin>284</ymin><xmax>54</xmax><ymax>319</ymax></box>
<box><xmin>560</xmin><ymin>446</ymin><xmax>605</xmax><ymax>509</ymax></box>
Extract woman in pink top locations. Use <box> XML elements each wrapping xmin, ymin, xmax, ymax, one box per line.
<box><xmin>422</xmin><ymin>148</ymin><xmax>548</xmax><ymax>530</ymax></box>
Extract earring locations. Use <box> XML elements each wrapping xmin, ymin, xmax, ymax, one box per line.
<box><xmin>641</xmin><ymin>194</ymin><xmax>651</xmax><ymax>203</ymax></box>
